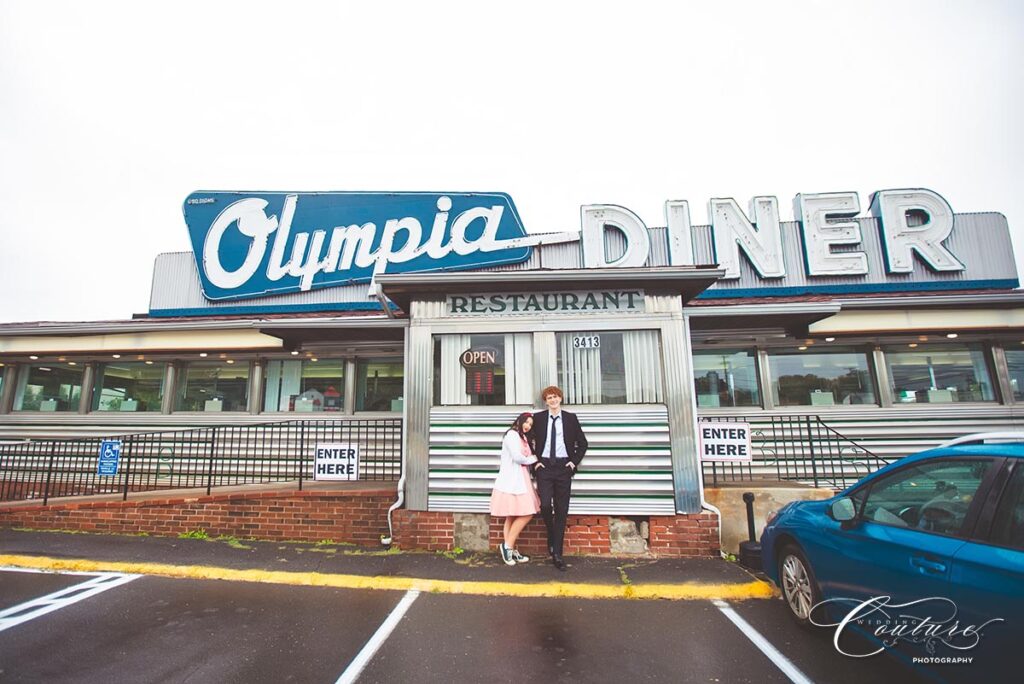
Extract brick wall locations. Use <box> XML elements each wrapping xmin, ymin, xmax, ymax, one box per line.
<box><xmin>648</xmin><ymin>513</ymin><xmax>719</xmax><ymax>557</ymax></box>
<box><xmin>0</xmin><ymin>489</ymin><xmax>395</xmax><ymax>545</ymax></box>
<box><xmin>2</xmin><ymin>494</ymin><xmax>719</xmax><ymax>556</ymax></box>
<box><xmin>396</xmin><ymin>511</ymin><xmax>717</xmax><ymax>557</ymax></box>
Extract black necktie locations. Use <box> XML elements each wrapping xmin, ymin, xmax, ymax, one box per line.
<box><xmin>549</xmin><ymin>415</ymin><xmax>560</xmax><ymax>459</ymax></box>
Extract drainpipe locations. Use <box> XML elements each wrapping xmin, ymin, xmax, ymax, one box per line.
<box><xmin>683</xmin><ymin>313</ymin><xmax>724</xmax><ymax>557</ymax></box>
<box><xmin>697</xmin><ymin>474</ymin><xmax>725</xmax><ymax>559</ymax></box>
<box><xmin>381</xmin><ymin>323</ymin><xmax>410</xmax><ymax>546</ymax></box>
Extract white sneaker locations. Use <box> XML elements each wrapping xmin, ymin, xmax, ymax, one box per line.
<box><xmin>499</xmin><ymin>542</ymin><xmax>515</xmax><ymax>566</ymax></box>
<box><xmin>511</xmin><ymin>549</ymin><xmax>530</xmax><ymax>564</ymax></box>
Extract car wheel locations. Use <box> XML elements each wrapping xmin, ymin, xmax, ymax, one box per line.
<box><xmin>777</xmin><ymin>545</ymin><xmax>821</xmax><ymax>628</ymax></box>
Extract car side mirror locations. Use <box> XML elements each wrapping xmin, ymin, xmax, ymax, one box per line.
<box><xmin>830</xmin><ymin>497</ymin><xmax>857</xmax><ymax>523</ymax></box>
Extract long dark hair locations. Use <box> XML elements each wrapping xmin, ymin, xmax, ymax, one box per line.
<box><xmin>507</xmin><ymin>412</ymin><xmax>535</xmax><ymax>450</ymax></box>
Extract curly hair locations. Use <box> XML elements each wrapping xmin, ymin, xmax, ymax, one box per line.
<box><xmin>540</xmin><ymin>385</ymin><xmax>563</xmax><ymax>401</ymax></box>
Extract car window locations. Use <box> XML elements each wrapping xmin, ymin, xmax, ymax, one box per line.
<box><xmin>989</xmin><ymin>464</ymin><xmax>1024</xmax><ymax>550</ymax></box>
<box><xmin>861</xmin><ymin>458</ymin><xmax>993</xmax><ymax>535</ymax></box>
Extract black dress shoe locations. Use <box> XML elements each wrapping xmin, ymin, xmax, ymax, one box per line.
<box><xmin>552</xmin><ymin>555</ymin><xmax>567</xmax><ymax>571</ymax></box>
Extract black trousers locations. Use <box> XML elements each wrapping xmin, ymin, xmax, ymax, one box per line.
<box><xmin>535</xmin><ymin>459</ymin><xmax>574</xmax><ymax>556</ymax></box>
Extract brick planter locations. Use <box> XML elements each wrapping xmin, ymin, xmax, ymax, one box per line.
<box><xmin>0</xmin><ymin>488</ymin><xmax>395</xmax><ymax>546</ymax></box>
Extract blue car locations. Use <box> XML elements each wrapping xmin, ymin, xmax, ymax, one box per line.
<box><xmin>761</xmin><ymin>433</ymin><xmax>1023</xmax><ymax>670</ymax></box>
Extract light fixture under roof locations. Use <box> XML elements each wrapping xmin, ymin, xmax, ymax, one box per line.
<box><xmin>226</xmin><ymin>359</ymin><xmax>235</xmax><ymax>364</ymax></box>
<box><xmin>909</xmin><ymin>343</ymin><xmax>918</xmax><ymax>348</ymax></box>
<box><xmin>68</xmin><ymin>361</ymin><xmax>77</xmax><ymax>366</ymax></box>
<box><xmin>112</xmin><ymin>354</ymin><xmax>121</xmax><ymax>359</ymax></box>
<box><xmin>798</xmin><ymin>346</ymin><xmax>808</xmax><ymax>351</ymax></box>
<box><xmin>291</xmin><ymin>350</ymin><xmax>300</xmax><ymax>356</ymax></box>
<box><xmin>946</xmin><ymin>333</ymin><xmax>958</xmax><ymax>339</ymax></box>
<box><xmin>199</xmin><ymin>352</ymin><xmax>208</xmax><ymax>358</ymax></box>
<box><xmin>29</xmin><ymin>355</ymin><xmax>39</xmax><ymax>360</ymax></box>
<box><xmin>825</xmin><ymin>337</ymin><xmax>835</xmax><ymax>342</ymax></box>
<box><xmin>145</xmin><ymin>360</ymin><xmax>153</xmax><ymax>365</ymax></box>
<box><xmin>311</xmin><ymin>358</ymin><xmax>318</xmax><ymax>362</ymax></box>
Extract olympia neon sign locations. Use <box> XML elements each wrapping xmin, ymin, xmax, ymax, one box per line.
<box><xmin>182</xmin><ymin>188</ymin><xmax>976</xmax><ymax>302</ymax></box>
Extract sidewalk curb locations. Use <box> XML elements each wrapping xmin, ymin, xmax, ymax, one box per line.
<box><xmin>0</xmin><ymin>554</ymin><xmax>777</xmax><ymax>602</ymax></box>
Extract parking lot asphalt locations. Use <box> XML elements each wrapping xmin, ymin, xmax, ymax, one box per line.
<box><xmin>0</xmin><ymin>567</ymin><xmax>934</xmax><ymax>684</ymax></box>
<box><xmin>2</xmin><ymin>530</ymin><xmax>994</xmax><ymax>682</ymax></box>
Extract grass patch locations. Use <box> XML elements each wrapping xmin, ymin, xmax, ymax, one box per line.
<box><xmin>342</xmin><ymin>546</ymin><xmax>403</xmax><ymax>557</ymax></box>
<box><xmin>11</xmin><ymin>527</ymin><xmax>150</xmax><ymax>538</ymax></box>
<box><xmin>214</xmin><ymin>535</ymin><xmax>253</xmax><ymax>550</ymax></box>
<box><xmin>616</xmin><ymin>562</ymin><xmax>640</xmax><ymax>586</ymax></box>
<box><xmin>437</xmin><ymin>546</ymin><xmax>465</xmax><ymax>561</ymax></box>
<box><xmin>179</xmin><ymin>528</ymin><xmax>209</xmax><ymax>540</ymax></box>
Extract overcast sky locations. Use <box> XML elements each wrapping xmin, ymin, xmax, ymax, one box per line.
<box><xmin>1</xmin><ymin>1</ymin><xmax>1022</xmax><ymax>322</ymax></box>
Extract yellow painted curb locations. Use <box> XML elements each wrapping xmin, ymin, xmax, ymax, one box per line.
<box><xmin>0</xmin><ymin>554</ymin><xmax>776</xmax><ymax>601</ymax></box>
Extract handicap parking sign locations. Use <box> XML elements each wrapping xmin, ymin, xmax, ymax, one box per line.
<box><xmin>97</xmin><ymin>440</ymin><xmax>122</xmax><ymax>476</ymax></box>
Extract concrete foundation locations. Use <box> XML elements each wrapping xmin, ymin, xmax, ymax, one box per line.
<box><xmin>704</xmin><ymin>483</ymin><xmax>835</xmax><ymax>555</ymax></box>
<box><xmin>452</xmin><ymin>512</ymin><xmax>491</xmax><ymax>552</ymax></box>
<box><xmin>608</xmin><ymin>517</ymin><xmax>648</xmax><ymax>554</ymax></box>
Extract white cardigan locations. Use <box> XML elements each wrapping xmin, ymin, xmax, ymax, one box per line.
<box><xmin>492</xmin><ymin>430</ymin><xmax>538</xmax><ymax>495</ymax></box>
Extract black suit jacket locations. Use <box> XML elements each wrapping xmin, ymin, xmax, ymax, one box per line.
<box><xmin>530</xmin><ymin>410</ymin><xmax>588</xmax><ymax>468</ymax></box>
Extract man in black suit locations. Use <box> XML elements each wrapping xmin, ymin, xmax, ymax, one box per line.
<box><xmin>530</xmin><ymin>385</ymin><xmax>588</xmax><ymax>571</ymax></box>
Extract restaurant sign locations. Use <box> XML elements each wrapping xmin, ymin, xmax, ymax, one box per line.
<box><xmin>447</xmin><ymin>290</ymin><xmax>645</xmax><ymax>316</ymax></box>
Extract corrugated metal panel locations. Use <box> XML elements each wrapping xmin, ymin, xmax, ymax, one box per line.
<box><xmin>152</xmin><ymin>212</ymin><xmax>1015</xmax><ymax>311</ymax></box>
<box><xmin>694</xmin><ymin>213</ymin><xmax>1017</xmax><ymax>294</ymax></box>
<box><xmin>150</xmin><ymin>253</ymin><xmax>376</xmax><ymax>312</ymax></box>
<box><xmin>648</xmin><ymin>227</ymin><xmax>669</xmax><ymax>267</ymax></box>
<box><xmin>427</xmin><ymin>406</ymin><xmax>675</xmax><ymax>514</ymax></box>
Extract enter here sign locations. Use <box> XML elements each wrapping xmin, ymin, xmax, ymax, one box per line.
<box><xmin>697</xmin><ymin>422</ymin><xmax>753</xmax><ymax>462</ymax></box>
<box><xmin>314</xmin><ymin>443</ymin><xmax>360</xmax><ymax>481</ymax></box>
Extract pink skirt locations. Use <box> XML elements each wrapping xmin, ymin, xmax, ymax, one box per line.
<box><xmin>489</xmin><ymin>466</ymin><xmax>541</xmax><ymax>516</ymax></box>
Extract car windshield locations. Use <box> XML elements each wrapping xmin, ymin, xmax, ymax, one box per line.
<box><xmin>860</xmin><ymin>458</ymin><xmax>993</xmax><ymax>535</ymax></box>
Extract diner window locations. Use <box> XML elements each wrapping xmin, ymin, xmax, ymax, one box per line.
<box><xmin>556</xmin><ymin>330</ymin><xmax>663</xmax><ymax>404</ymax></box>
<box><xmin>264</xmin><ymin>358</ymin><xmax>345</xmax><ymax>412</ymax></box>
<box><xmin>768</xmin><ymin>347</ymin><xmax>876</xmax><ymax>407</ymax></box>
<box><xmin>175</xmin><ymin>361</ymin><xmax>250</xmax><ymax>412</ymax></box>
<box><xmin>433</xmin><ymin>334</ymin><xmax>533</xmax><ymax>406</ymax></box>
<box><xmin>693</xmin><ymin>349</ymin><xmax>760</xmax><ymax>408</ymax></box>
<box><xmin>92</xmin><ymin>362</ymin><xmax>166</xmax><ymax>412</ymax></box>
<box><xmin>1003</xmin><ymin>348</ymin><xmax>1024</xmax><ymax>401</ymax></box>
<box><xmin>14</xmin><ymin>364</ymin><xmax>84</xmax><ymax>412</ymax></box>
<box><xmin>885</xmin><ymin>344</ymin><xmax>994</xmax><ymax>403</ymax></box>
<box><xmin>355</xmin><ymin>359</ymin><xmax>404</xmax><ymax>411</ymax></box>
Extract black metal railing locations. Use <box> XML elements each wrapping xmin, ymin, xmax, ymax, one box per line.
<box><xmin>702</xmin><ymin>414</ymin><xmax>893</xmax><ymax>490</ymax></box>
<box><xmin>0</xmin><ymin>418</ymin><xmax>402</xmax><ymax>504</ymax></box>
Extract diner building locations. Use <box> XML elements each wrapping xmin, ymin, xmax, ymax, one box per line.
<box><xmin>2</xmin><ymin>188</ymin><xmax>1022</xmax><ymax>553</ymax></box>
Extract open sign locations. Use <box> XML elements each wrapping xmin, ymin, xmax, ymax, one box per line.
<box><xmin>459</xmin><ymin>348</ymin><xmax>498</xmax><ymax>368</ymax></box>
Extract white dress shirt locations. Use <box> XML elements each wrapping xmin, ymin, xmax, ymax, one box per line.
<box><xmin>542</xmin><ymin>411</ymin><xmax>569</xmax><ymax>459</ymax></box>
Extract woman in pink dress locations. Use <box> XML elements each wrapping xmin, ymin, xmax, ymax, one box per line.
<box><xmin>489</xmin><ymin>413</ymin><xmax>540</xmax><ymax>565</ymax></box>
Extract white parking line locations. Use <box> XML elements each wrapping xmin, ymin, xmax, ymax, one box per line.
<box><xmin>336</xmin><ymin>589</ymin><xmax>420</xmax><ymax>684</ymax></box>
<box><xmin>0</xmin><ymin>570</ymin><xmax>140</xmax><ymax>633</ymax></box>
<box><xmin>713</xmin><ymin>599</ymin><xmax>814</xmax><ymax>684</ymax></box>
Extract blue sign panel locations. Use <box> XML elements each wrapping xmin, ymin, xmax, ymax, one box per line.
<box><xmin>182</xmin><ymin>192</ymin><xmax>532</xmax><ymax>301</ymax></box>
<box><xmin>97</xmin><ymin>440</ymin><xmax>122</xmax><ymax>476</ymax></box>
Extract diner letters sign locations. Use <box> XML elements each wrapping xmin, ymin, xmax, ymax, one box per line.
<box><xmin>447</xmin><ymin>290</ymin><xmax>646</xmax><ymax>316</ymax></box>
<box><xmin>183</xmin><ymin>192</ymin><xmax>553</xmax><ymax>302</ymax></box>
<box><xmin>181</xmin><ymin>187</ymin><xmax>1010</xmax><ymax>304</ymax></box>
